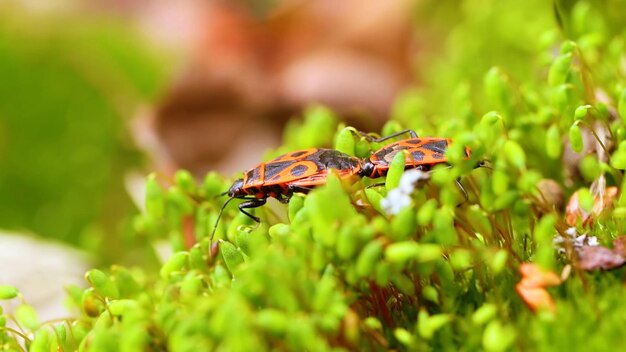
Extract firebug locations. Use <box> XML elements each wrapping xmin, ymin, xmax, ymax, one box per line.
<box><xmin>211</xmin><ymin>148</ymin><xmax>362</xmax><ymax>244</ymax></box>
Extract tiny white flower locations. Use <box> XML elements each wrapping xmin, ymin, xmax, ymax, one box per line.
<box><xmin>554</xmin><ymin>226</ymin><xmax>599</xmax><ymax>253</ymax></box>
<box><xmin>398</xmin><ymin>170</ymin><xmax>426</xmax><ymax>193</ymax></box>
<box><xmin>381</xmin><ymin>170</ymin><xmax>430</xmax><ymax>215</ymax></box>
<box><xmin>381</xmin><ymin>191</ymin><xmax>412</xmax><ymax>215</ymax></box>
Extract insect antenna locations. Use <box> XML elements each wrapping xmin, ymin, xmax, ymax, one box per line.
<box><xmin>210</xmin><ymin>196</ymin><xmax>236</xmax><ymax>252</ymax></box>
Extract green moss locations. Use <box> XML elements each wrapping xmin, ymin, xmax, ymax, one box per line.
<box><xmin>3</xmin><ymin>0</ymin><xmax>626</xmax><ymax>350</ymax></box>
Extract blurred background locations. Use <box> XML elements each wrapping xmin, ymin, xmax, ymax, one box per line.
<box><xmin>3</xmin><ymin>0</ymin><xmax>617</xmax><ymax>320</ymax></box>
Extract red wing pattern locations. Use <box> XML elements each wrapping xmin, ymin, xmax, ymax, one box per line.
<box><xmin>371</xmin><ymin>138</ymin><xmax>452</xmax><ymax>165</ymax></box>
<box><xmin>241</xmin><ymin>148</ymin><xmax>361</xmax><ymax>195</ymax></box>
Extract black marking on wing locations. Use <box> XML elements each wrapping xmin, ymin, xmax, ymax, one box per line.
<box><xmin>373</xmin><ymin>146</ymin><xmax>397</xmax><ymax>163</ymax></box>
<box><xmin>317</xmin><ymin>149</ymin><xmax>360</xmax><ymax>170</ymax></box>
<box><xmin>290</xmin><ymin>150</ymin><xmax>306</xmax><ymax>157</ymax></box>
<box><xmin>290</xmin><ymin>164</ymin><xmax>309</xmax><ymax>177</ymax></box>
<box><xmin>404</xmin><ymin>139</ymin><xmax>422</xmax><ymax>145</ymax></box>
<box><xmin>244</xmin><ymin>167</ymin><xmax>261</xmax><ymax>186</ymax></box>
<box><xmin>430</xmin><ymin>153</ymin><xmax>444</xmax><ymax>160</ymax></box>
<box><xmin>410</xmin><ymin>150</ymin><xmax>425</xmax><ymax>161</ymax></box>
<box><xmin>421</xmin><ymin>140</ymin><xmax>448</xmax><ymax>155</ymax></box>
<box><xmin>264</xmin><ymin>161</ymin><xmax>294</xmax><ymax>180</ymax></box>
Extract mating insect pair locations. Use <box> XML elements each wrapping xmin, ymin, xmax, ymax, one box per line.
<box><xmin>210</xmin><ymin>129</ymin><xmax>473</xmax><ymax>244</ymax></box>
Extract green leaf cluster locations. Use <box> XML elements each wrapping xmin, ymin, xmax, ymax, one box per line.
<box><xmin>4</xmin><ymin>0</ymin><xmax>626</xmax><ymax>351</ymax></box>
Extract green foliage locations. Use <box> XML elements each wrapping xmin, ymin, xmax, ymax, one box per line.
<box><xmin>0</xmin><ymin>286</ymin><xmax>18</xmax><ymax>300</ymax></box>
<box><xmin>4</xmin><ymin>0</ymin><xmax>626</xmax><ymax>351</ymax></box>
<box><xmin>385</xmin><ymin>152</ymin><xmax>406</xmax><ymax>190</ymax></box>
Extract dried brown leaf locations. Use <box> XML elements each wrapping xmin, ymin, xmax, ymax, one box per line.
<box><xmin>537</xmin><ymin>178</ymin><xmax>565</xmax><ymax>211</ymax></box>
<box><xmin>516</xmin><ymin>263</ymin><xmax>561</xmax><ymax>313</ymax></box>
<box><xmin>565</xmin><ymin>186</ymin><xmax>619</xmax><ymax>227</ymax></box>
<box><xmin>518</xmin><ymin>263</ymin><xmax>561</xmax><ymax>287</ymax></box>
<box><xmin>613</xmin><ymin>236</ymin><xmax>626</xmax><ymax>257</ymax></box>
<box><xmin>577</xmin><ymin>245</ymin><xmax>626</xmax><ymax>270</ymax></box>
<box><xmin>515</xmin><ymin>284</ymin><xmax>556</xmax><ymax>313</ymax></box>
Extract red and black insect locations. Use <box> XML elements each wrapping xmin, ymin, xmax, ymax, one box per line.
<box><xmin>211</xmin><ymin>148</ymin><xmax>362</xmax><ymax>243</ymax></box>
<box><xmin>359</xmin><ymin>129</ymin><xmax>478</xmax><ymax>200</ymax></box>
<box><xmin>360</xmin><ymin>130</ymin><xmax>471</xmax><ymax>178</ymax></box>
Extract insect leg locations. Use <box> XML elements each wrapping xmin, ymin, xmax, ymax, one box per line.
<box><xmin>412</xmin><ymin>164</ymin><xmax>429</xmax><ymax>171</ymax></box>
<box><xmin>366</xmin><ymin>129</ymin><xmax>418</xmax><ymax>143</ymax></box>
<box><xmin>367</xmin><ymin>165</ymin><xmax>430</xmax><ymax>189</ymax></box>
<box><xmin>238</xmin><ymin>198</ymin><xmax>267</xmax><ymax>223</ymax></box>
<box><xmin>275</xmin><ymin>194</ymin><xmax>291</xmax><ymax>204</ymax></box>
<box><xmin>288</xmin><ymin>185</ymin><xmax>314</xmax><ymax>194</ymax></box>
